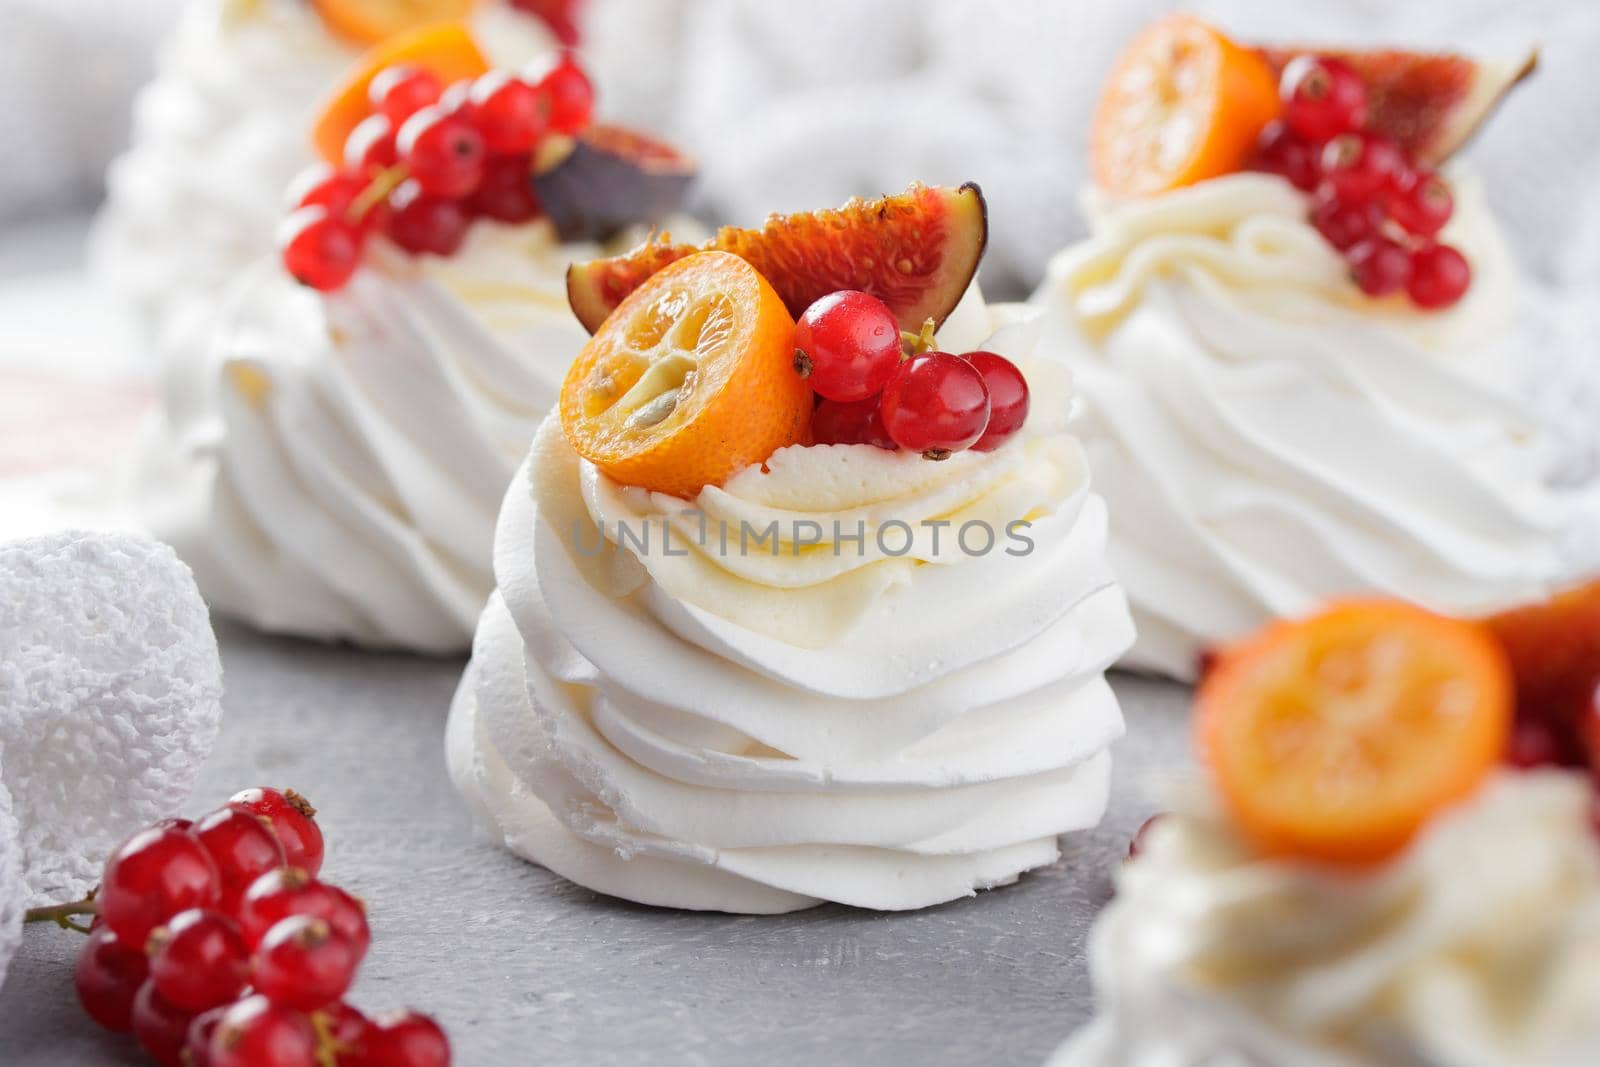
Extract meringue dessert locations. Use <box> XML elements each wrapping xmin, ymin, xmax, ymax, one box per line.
<box><xmin>1054</xmin><ymin>593</ymin><xmax>1600</xmax><ymax>1067</ymax></box>
<box><xmin>449</xmin><ymin>186</ymin><xmax>1135</xmax><ymax>912</ymax></box>
<box><xmin>93</xmin><ymin>0</ymin><xmax>561</xmax><ymax>365</ymax></box>
<box><xmin>138</xmin><ymin>28</ymin><xmax>698</xmax><ymax>651</ymax></box>
<box><xmin>1030</xmin><ymin>16</ymin><xmax>1580</xmax><ymax>679</ymax></box>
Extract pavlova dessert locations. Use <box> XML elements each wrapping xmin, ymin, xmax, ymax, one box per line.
<box><xmin>93</xmin><ymin>0</ymin><xmax>574</xmax><ymax>363</ymax></box>
<box><xmin>448</xmin><ymin>185</ymin><xmax>1136</xmax><ymax>912</ymax></box>
<box><xmin>1054</xmin><ymin>584</ymin><xmax>1600</xmax><ymax>1067</ymax></box>
<box><xmin>138</xmin><ymin>23</ymin><xmax>698</xmax><ymax>652</ymax></box>
<box><xmin>1031</xmin><ymin>15</ymin><xmax>1584</xmax><ymax>679</ymax></box>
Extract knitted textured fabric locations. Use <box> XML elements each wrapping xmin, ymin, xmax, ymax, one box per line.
<box><xmin>0</xmin><ymin>783</ymin><xmax>21</xmax><ymax>990</ymax></box>
<box><xmin>0</xmin><ymin>531</ymin><xmax>223</xmax><ymax>907</ymax></box>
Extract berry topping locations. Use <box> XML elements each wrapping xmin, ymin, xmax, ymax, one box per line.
<box><xmin>99</xmin><ymin>826</ymin><xmax>222</xmax><ymax>948</ymax></box>
<box><xmin>812</xmin><ymin>396</ymin><xmax>897</xmax><ymax>450</ymax></box>
<box><xmin>74</xmin><ymin>925</ymin><xmax>149</xmax><ymax>1032</ymax></box>
<box><xmin>1252</xmin><ymin>120</ymin><xmax>1320</xmax><ymax>192</ymax></box>
<box><xmin>132</xmin><ymin>980</ymin><xmax>196</xmax><ymax>1067</ymax></box>
<box><xmin>791</xmin><ymin>290</ymin><xmax>903</xmax><ymax>402</ymax></box>
<box><xmin>397</xmin><ymin>106</ymin><xmax>487</xmax><ymax>199</ymax></box>
<box><xmin>1387</xmin><ymin>169</ymin><xmax>1454</xmax><ymax>237</ymax></box>
<box><xmin>1309</xmin><ymin>189</ymin><xmax>1382</xmax><ymax>251</ymax></box>
<box><xmin>1197</xmin><ymin>600</ymin><xmax>1511</xmax><ymax>864</ymax></box>
<box><xmin>1091</xmin><ymin>15</ymin><xmax>1280</xmax><ymax>197</ymax></box>
<box><xmin>278</xmin><ymin>207</ymin><xmax>363</xmax><ymax>293</ymax></box>
<box><xmin>361</xmin><ymin>1010</ymin><xmax>452</xmax><ymax>1067</ymax></box>
<box><xmin>227</xmin><ymin>788</ymin><xmax>325</xmax><ymax>879</ymax></box>
<box><xmin>343</xmin><ymin>113</ymin><xmax>400</xmax><ymax>175</ymax></box>
<box><xmin>369</xmin><ymin>65</ymin><xmax>443</xmax><ymax>127</ymax></box>
<box><xmin>147</xmin><ymin>909</ymin><xmax>250</xmax><ymax>1013</ymax></box>
<box><xmin>528</xmin><ymin>51</ymin><xmax>595</xmax><ymax>135</ymax></box>
<box><xmin>469</xmin><ymin>71</ymin><xmax>550</xmax><ymax>156</ymax></box>
<box><xmin>252</xmin><ymin>915</ymin><xmax>362</xmax><ymax>1012</ymax></box>
<box><xmin>386</xmin><ymin>181</ymin><xmax>473</xmax><ymax>256</ymax></box>
<box><xmin>237</xmin><ymin>867</ymin><xmax>370</xmax><ymax>953</ymax></box>
<box><xmin>208</xmin><ymin>995</ymin><xmax>319</xmax><ymax>1067</ymax></box>
<box><xmin>193</xmin><ymin>807</ymin><xmax>288</xmax><ymax>913</ymax></box>
<box><xmin>879</xmin><ymin>352</ymin><xmax>991</xmax><ymax>459</ymax></box>
<box><xmin>468</xmin><ymin>154</ymin><xmax>542</xmax><ymax>223</ymax></box>
<box><xmin>1347</xmin><ymin>236</ymin><xmax>1414</xmax><ymax>297</ymax></box>
<box><xmin>1406</xmin><ymin>242</ymin><xmax>1472</xmax><ymax>309</ymax></box>
<box><xmin>184</xmin><ymin>1005</ymin><xmax>228</xmax><ymax>1067</ymax></box>
<box><xmin>965</xmin><ymin>351</ymin><xmax>1030</xmax><ymax>452</ymax></box>
<box><xmin>1279</xmin><ymin>55</ymin><xmax>1368</xmax><ymax>142</ymax></box>
<box><xmin>1318</xmin><ymin>131</ymin><xmax>1405</xmax><ymax>203</ymax></box>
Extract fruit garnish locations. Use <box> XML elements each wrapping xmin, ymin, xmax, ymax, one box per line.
<box><xmin>558</xmin><ymin>251</ymin><xmax>811</xmax><ymax>498</ymax></box>
<box><xmin>1485</xmin><ymin>580</ymin><xmax>1600</xmax><ymax>771</ymax></box>
<box><xmin>1256</xmin><ymin>46</ymin><xmax>1538</xmax><ymax>166</ymax></box>
<box><xmin>311</xmin><ymin>22</ymin><xmax>489</xmax><ymax>167</ymax></box>
<box><xmin>791</xmin><ymin>290</ymin><xmax>903</xmax><ymax>403</ymax></box>
<box><xmin>533</xmin><ymin>123</ymin><xmax>695</xmax><ymax>241</ymax></box>
<box><xmin>1278</xmin><ymin>56</ymin><xmax>1368</xmax><ymax>142</ymax></box>
<box><xmin>812</xmin><ymin>396</ymin><xmax>896</xmax><ymax>450</ymax></box>
<box><xmin>879</xmin><ymin>352</ymin><xmax>991</xmax><ymax>460</ymax></box>
<box><xmin>523</xmin><ymin>50</ymin><xmax>595</xmax><ymax>135</ymax></box>
<box><xmin>566</xmin><ymin>182</ymin><xmax>987</xmax><ymax>335</ymax></box>
<box><xmin>310</xmin><ymin>0</ymin><xmax>479</xmax><ymax>47</ymax></box>
<box><xmin>966</xmin><ymin>352</ymin><xmax>1030</xmax><ymax>452</ymax></box>
<box><xmin>1198</xmin><ymin>600</ymin><xmax>1512</xmax><ymax>865</ymax></box>
<box><xmin>1091</xmin><ymin>14</ymin><xmax>1280</xmax><ymax>197</ymax></box>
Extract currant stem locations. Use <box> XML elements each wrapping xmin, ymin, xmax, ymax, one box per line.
<box><xmin>899</xmin><ymin>317</ymin><xmax>939</xmax><ymax>357</ymax></box>
<box><xmin>351</xmin><ymin>165</ymin><xmax>409</xmax><ymax>224</ymax></box>
<box><xmin>24</xmin><ymin>896</ymin><xmax>99</xmax><ymax>934</ymax></box>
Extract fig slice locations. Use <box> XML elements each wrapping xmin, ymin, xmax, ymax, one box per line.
<box><xmin>532</xmin><ymin>124</ymin><xmax>697</xmax><ymax>243</ymax></box>
<box><xmin>1257</xmin><ymin>46</ymin><xmax>1538</xmax><ymax>165</ymax></box>
<box><xmin>566</xmin><ymin>182</ymin><xmax>988</xmax><ymax>335</ymax></box>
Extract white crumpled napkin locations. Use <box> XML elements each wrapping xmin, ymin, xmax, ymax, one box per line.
<box><xmin>0</xmin><ymin>531</ymin><xmax>223</xmax><ymax>985</ymax></box>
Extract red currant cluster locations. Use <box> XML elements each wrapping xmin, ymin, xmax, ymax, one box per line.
<box><xmin>1254</xmin><ymin>56</ymin><xmax>1472</xmax><ymax>309</ymax></box>
<box><xmin>281</xmin><ymin>53</ymin><xmax>595</xmax><ymax>292</ymax></box>
<box><xmin>793</xmin><ymin>291</ymin><xmax>1030</xmax><ymax>459</ymax></box>
<box><xmin>69</xmin><ymin>788</ymin><xmax>449</xmax><ymax>1067</ymax></box>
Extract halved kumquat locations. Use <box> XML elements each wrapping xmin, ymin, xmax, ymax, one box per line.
<box><xmin>559</xmin><ymin>251</ymin><xmax>812</xmax><ymax>499</ymax></box>
<box><xmin>1092</xmin><ymin>14</ymin><xmax>1280</xmax><ymax>197</ymax></box>
<box><xmin>311</xmin><ymin>0</ymin><xmax>480</xmax><ymax>46</ymax></box>
<box><xmin>310</xmin><ymin>21</ymin><xmax>490</xmax><ymax>165</ymax></box>
<box><xmin>1197</xmin><ymin>599</ymin><xmax>1512</xmax><ymax>865</ymax></box>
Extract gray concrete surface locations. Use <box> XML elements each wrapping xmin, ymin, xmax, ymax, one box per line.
<box><xmin>0</xmin><ymin>621</ymin><xmax>1194</xmax><ymax>1066</ymax></box>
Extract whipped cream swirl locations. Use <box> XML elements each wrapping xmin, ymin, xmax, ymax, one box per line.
<box><xmin>1053</xmin><ymin>771</ymin><xmax>1600</xmax><ymax>1067</ymax></box>
<box><xmin>92</xmin><ymin>0</ymin><xmax>555</xmax><ymax>361</ymax></box>
<box><xmin>448</xmin><ymin>307</ymin><xmax>1136</xmax><ymax>912</ymax></box>
<box><xmin>139</xmin><ymin>221</ymin><xmax>597</xmax><ymax>652</ymax></box>
<box><xmin>1030</xmin><ymin>172</ymin><xmax>1579</xmax><ymax>679</ymax></box>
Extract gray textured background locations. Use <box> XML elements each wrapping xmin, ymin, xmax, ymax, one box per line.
<box><xmin>0</xmin><ymin>623</ymin><xmax>1193</xmax><ymax>1066</ymax></box>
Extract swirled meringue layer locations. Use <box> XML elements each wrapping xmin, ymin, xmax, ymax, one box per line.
<box><xmin>1031</xmin><ymin>172</ymin><xmax>1580</xmax><ymax>679</ymax></box>
<box><xmin>1052</xmin><ymin>771</ymin><xmax>1600</xmax><ymax>1067</ymax></box>
<box><xmin>448</xmin><ymin>314</ymin><xmax>1136</xmax><ymax>911</ymax></box>
<box><xmin>139</xmin><ymin>222</ymin><xmax>597</xmax><ymax>652</ymax></box>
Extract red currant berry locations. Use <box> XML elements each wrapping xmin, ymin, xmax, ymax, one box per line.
<box><xmin>812</xmin><ymin>396</ymin><xmax>898</xmax><ymax>450</ymax></box>
<box><xmin>154</xmin><ymin>817</ymin><xmax>195</xmax><ymax>833</ymax></box>
<box><xmin>1407</xmin><ymin>242</ymin><xmax>1471</xmax><ymax>309</ymax></box>
<box><xmin>370</xmin><ymin>64</ymin><xmax>443</xmax><ymax>127</ymax></box>
<box><xmin>1309</xmin><ymin>189</ymin><xmax>1382</xmax><ymax>251</ymax></box>
<box><xmin>386</xmin><ymin>181</ymin><xmax>472</xmax><ymax>256</ymax></box>
<box><xmin>227</xmin><ymin>788</ymin><xmax>326</xmax><ymax>878</ymax></box>
<box><xmin>194</xmin><ymin>807</ymin><xmax>287</xmax><ymax>912</ymax></box>
<box><xmin>1319</xmin><ymin>133</ymin><xmax>1405</xmax><ymax>204</ymax></box>
<box><xmin>527</xmin><ymin>51</ymin><xmax>594</xmax><ymax>134</ymax></box>
<box><xmin>1279</xmin><ymin>55</ymin><xmax>1368</xmax><ymax>142</ymax></box>
<box><xmin>880</xmin><ymin>352</ymin><xmax>991</xmax><ymax>458</ymax></box>
<box><xmin>209</xmin><ymin>995</ymin><xmax>318</xmax><ymax>1067</ymax></box>
<box><xmin>965</xmin><ymin>352</ymin><xmax>1030</xmax><ymax>451</ymax></box>
<box><xmin>1347</xmin><ymin>237</ymin><xmax>1413</xmax><ymax>298</ymax></box>
<box><xmin>1507</xmin><ymin>717</ymin><xmax>1566</xmax><ymax>769</ymax></box>
<box><xmin>74</xmin><ymin>925</ymin><xmax>149</xmax><ymax>1031</ymax></box>
<box><xmin>147</xmin><ymin>909</ymin><xmax>250</xmax><ymax>1013</ymax></box>
<box><xmin>469</xmin><ymin>71</ymin><xmax>550</xmax><ymax>155</ymax></box>
<box><xmin>1252</xmin><ymin>120</ymin><xmax>1320</xmax><ymax>191</ymax></box>
<box><xmin>397</xmin><ymin>105</ymin><xmax>488</xmax><ymax>199</ymax></box>
<box><xmin>183</xmin><ymin>1005</ymin><xmax>228</xmax><ymax>1067</ymax></box>
<box><xmin>252</xmin><ymin>916</ymin><xmax>361</xmax><ymax>1011</ymax></box>
<box><xmin>279</xmin><ymin>207</ymin><xmax>363</xmax><ymax>292</ymax></box>
<box><xmin>237</xmin><ymin>867</ymin><xmax>369</xmax><ymax>953</ymax></box>
<box><xmin>361</xmin><ymin>1010</ymin><xmax>451</xmax><ymax>1067</ymax></box>
<box><xmin>791</xmin><ymin>290</ymin><xmax>902</xmax><ymax>402</ymax></box>
<box><xmin>132</xmin><ymin>980</ymin><xmax>195</xmax><ymax>1067</ymax></box>
<box><xmin>1388</xmin><ymin>170</ymin><xmax>1454</xmax><ymax>237</ymax></box>
<box><xmin>99</xmin><ymin>826</ymin><xmax>222</xmax><ymax>948</ymax></box>
<box><xmin>344</xmin><ymin>114</ymin><xmax>399</xmax><ymax>176</ymax></box>
<box><xmin>316</xmin><ymin>1001</ymin><xmax>372</xmax><ymax>1062</ymax></box>
<box><xmin>468</xmin><ymin>154</ymin><xmax>542</xmax><ymax>222</ymax></box>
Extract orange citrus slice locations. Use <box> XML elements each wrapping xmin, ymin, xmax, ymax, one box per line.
<box><xmin>310</xmin><ymin>21</ymin><xmax>490</xmax><ymax>165</ymax></box>
<box><xmin>559</xmin><ymin>251</ymin><xmax>812</xmax><ymax>499</ymax></box>
<box><xmin>1092</xmin><ymin>14</ymin><xmax>1281</xmax><ymax>197</ymax></box>
<box><xmin>311</xmin><ymin>0</ymin><xmax>480</xmax><ymax>46</ymax></box>
<box><xmin>1197</xmin><ymin>599</ymin><xmax>1512</xmax><ymax>865</ymax></box>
